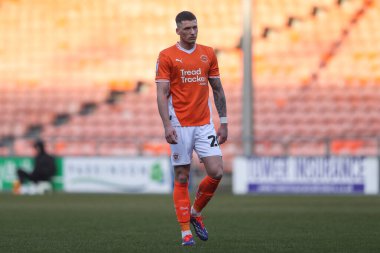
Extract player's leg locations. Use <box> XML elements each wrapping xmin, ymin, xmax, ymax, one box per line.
<box><xmin>173</xmin><ymin>165</ymin><xmax>195</xmax><ymax>246</ymax></box>
<box><xmin>15</xmin><ymin>168</ymin><xmax>38</xmax><ymax>195</ymax></box>
<box><xmin>13</xmin><ymin>169</ymin><xmax>30</xmax><ymax>194</ymax></box>
<box><xmin>170</xmin><ymin>126</ymin><xmax>196</xmax><ymax>246</ymax></box>
<box><xmin>193</xmin><ymin>155</ymin><xmax>223</xmax><ymax>213</ymax></box>
<box><xmin>190</xmin><ymin>156</ymin><xmax>223</xmax><ymax>241</ymax></box>
<box><xmin>16</xmin><ymin>168</ymin><xmax>32</xmax><ymax>184</ymax></box>
<box><xmin>191</xmin><ymin>124</ymin><xmax>223</xmax><ymax>241</ymax></box>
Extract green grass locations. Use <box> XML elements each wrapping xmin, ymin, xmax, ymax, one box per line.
<box><xmin>1</xmin><ymin>194</ymin><xmax>380</xmax><ymax>253</ymax></box>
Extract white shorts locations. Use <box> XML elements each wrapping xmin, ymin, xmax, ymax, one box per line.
<box><xmin>170</xmin><ymin>124</ymin><xmax>222</xmax><ymax>166</ymax></box>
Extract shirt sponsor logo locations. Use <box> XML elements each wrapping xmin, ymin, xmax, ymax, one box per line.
<box><xmin>180</xmin><ymin>68</ymin><xmax>206</xmax><ymax>84</ymax></box>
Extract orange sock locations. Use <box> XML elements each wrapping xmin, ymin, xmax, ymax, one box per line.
<box><xmin>193</xmin><ymin>176</ymin><xmax>221</xmax><ymax>213</ymax></box>
<box><xmin>173</xmin><ymin>181</ymin><xmax>191</xmax><ymax>231</ymax></box>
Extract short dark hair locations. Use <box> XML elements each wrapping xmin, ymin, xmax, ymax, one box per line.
<box><xmin>175</xmin><ymin>11</ymin><xmax>196</xmax><ymax>26</ymax></box>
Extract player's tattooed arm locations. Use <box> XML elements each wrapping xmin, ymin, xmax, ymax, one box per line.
<box><xmin>209</xmin><ymin>77</ymin><xmax>228</xmax><ymax>144</ymax></box>
<box><xmin>209</xmin><ymin>78</ymin><xmax>227</xmax><ymax>118</ymax></box>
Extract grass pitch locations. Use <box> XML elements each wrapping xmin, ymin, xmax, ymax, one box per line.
<box><xmin>0</xmin><ymin>193</ymin><xmax>379</xmax><ymax>253</ymax></box>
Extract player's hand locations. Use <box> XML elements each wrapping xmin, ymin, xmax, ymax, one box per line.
<box><xmin>217</xmin><ymin>124</ymin><xmax>228</xmax><ymax>145</ymax></box>
<box><xmin>164</xmin><ymin>125</ymin><xmax>178</xmax><ymax>144</ymax></box>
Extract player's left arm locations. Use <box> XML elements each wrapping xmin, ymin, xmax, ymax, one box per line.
<box><xmin>209</xmin><ymin>77</ymin><xmax>228</xmax><ymax>145</ymax></box>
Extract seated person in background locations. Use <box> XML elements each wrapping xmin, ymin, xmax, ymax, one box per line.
<box><xmin>15</xmin><ymin>140</ymin><xmax>56</xmax><ymax>194</ymax></box>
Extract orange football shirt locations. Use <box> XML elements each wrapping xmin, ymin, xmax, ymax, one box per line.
<box><xmin>156</xmin><ymin>43</ymin><xmax>220</xmax><ymax>126</ymax></box>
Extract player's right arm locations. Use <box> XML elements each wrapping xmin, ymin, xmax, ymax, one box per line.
<box><xmin>156</xmin><ymin>81</ymin><xmax>178</xmax><ymax>144</ymax></box>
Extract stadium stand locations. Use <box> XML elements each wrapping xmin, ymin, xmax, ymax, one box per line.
<box><xmin>0</xmin><ymin>0</ymin><xmax>379</xmax><ymax>170</ymax></box>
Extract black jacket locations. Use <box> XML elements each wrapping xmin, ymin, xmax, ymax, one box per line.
<box><xmin>33</xmin><ymin>152</ymin><xmax>56</xmax><ymax>178</ymax></box>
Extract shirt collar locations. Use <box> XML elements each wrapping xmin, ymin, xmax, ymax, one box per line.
<box><xmin>176</xmin><ymin>42</ymin><xmax>196</xmax><ymax>54</ymax></box>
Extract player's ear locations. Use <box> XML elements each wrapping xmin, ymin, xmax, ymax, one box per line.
<box><xmin>176</xmin><ymin>22</ymin><xmax>181</xmax><ymax>35</ymax></box>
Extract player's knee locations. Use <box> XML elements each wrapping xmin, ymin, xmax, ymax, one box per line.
<box><xmin>174</xmin><ymin>166</ymin><xmax>190</xmax><ymax>183</ymax></box>
<box><xmin>208</xmin><ymin>164</ymin><xmax>223</xmax><ymax>180</ymax></box>
<box><xmin>175</xmin><ymin>174</ymin><xmax>189</xmax><ymax>184</ymax></box>
<box><xmin>212</xmin><ymin>169</ymin><xmax>223</xmax><ymax>180</ymax></box>
<box><xmin>175</xmin><ymin>171</ymin><xmax>189</xmax><ymax>183</ymax></box>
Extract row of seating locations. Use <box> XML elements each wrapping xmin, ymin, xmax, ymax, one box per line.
<box><xmin>0</xmin><ymin>0</ymin><xmax>243</xmax><ymax>85</ymax></box>
<box><xmin>1</xmin><ymin>0</ymin><xmax>375</xmax><ymax>88</ymax></box>
<box><xmin>1</xmin><ymin>0</ymin><xmax>379</xmax><ymax>166</ymax></box>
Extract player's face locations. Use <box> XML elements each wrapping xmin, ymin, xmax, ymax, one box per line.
<box><xmin>176</xmin><ymin>20</ymin><xmax>198</xmax><ymax>47</ymax></box>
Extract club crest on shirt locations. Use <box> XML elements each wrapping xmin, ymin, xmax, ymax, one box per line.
<box><xmin>200</xmin><ymin>55</ymin><xmax>208</xmax><ymax>62</ymax></box>
<box><xmin>173</xmin><ymin>153</ymin><xmax>180</xmax><ymax>161</ymax></box>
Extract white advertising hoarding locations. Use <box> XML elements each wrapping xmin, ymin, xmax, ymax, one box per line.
<box><xmin>233</xmin><ymin>157</ymin><xmax>379</xmax><ymax>195</ymax></box>
<box><xmin>63</xmin><ymin>157</ymin><xmax>172</xmax><ymax>193</ymax></box>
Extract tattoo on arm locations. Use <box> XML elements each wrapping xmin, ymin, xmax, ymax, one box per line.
<box><xmin>209</xmin><ymin>78</ymin><xmax>227</xmax><ymax>117</ymax></box>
